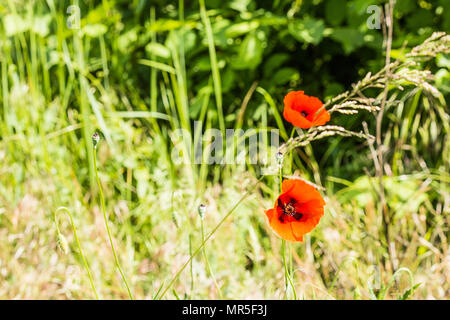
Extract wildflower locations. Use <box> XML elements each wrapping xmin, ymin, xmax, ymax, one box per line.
<box><xmin>265</xmin><ymin>179</ymin><xmax>325</xmax><ymax>242</ymax></box>
<box><xmin>283</xmin><ymin>91</ymin><xmax>330</xmax><ymax>129</ymax></box>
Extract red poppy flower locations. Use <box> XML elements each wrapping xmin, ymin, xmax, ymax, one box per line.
<box><xmin>265</xmin><ymin>179</ymin><xmax>325</xmax><ymax>242</ymax></box>
<box><xmin>283</xmin><ymin>91</ymin><xmax>330</xmax><ymax>129</ymax></box>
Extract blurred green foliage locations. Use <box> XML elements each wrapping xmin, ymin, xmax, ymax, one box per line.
<box><xmin>0</xmin><ymin>0</ymin><xmax>448</xmax><ymax>300</ymax></box>
<box><xmin>1</xmin><ymin>0</ymin><xmax>448</xmax><ymax>184</ymax></box>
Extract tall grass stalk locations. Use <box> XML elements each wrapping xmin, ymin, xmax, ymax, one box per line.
<box><xmin>92</xmin><ymin>134</ymin><xmax>134</xmax><ymax>300</ymax></box>
<box><xmin>198</xmin><ymin>0</ymin><xmax>225</xmax><ymax>135</ymax></box>
<box><xmin>376</xmin><ymin>0</ymin><xmax>397</xmax><ymax>272</ymax></box>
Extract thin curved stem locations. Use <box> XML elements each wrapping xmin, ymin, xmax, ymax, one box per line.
<box><xmin>201</xmin><ymin>218</ymin><xmax>224</xmax><ymax>299</ymax></box>
<box><xmin>93</xmin><ymin>148</ymin><xmax>134</xmax><ymax>300</ymax></box>
<box><xmin>55</xmin><ymin>207</ymin><xmax>99</xmax><ymax>299</ymax></box>
<box><xmin>279</xmin><ymin>163</ymin><xmax>297</xmax><ymax>300</ymax></box>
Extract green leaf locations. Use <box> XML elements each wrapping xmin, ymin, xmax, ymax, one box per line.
<box><xmin>117</xmin><ymin>28</ymin><xmax>138</xmax><ymax>53</ymax></box>
<box><xmin>226</xmin><ymin>21</ymin><xmax>259</xmax><ymax>38</ymax></box>
<box><xmin>399</xmin><ymin>283</ymin><xmax>421</xmax><ymax>300</ymax></box>
<box><xmin>324</xmin><ymin>82</ymin><xmax>345</xmax><ymax>100</ymax></box>
<box><xmin>263</xmin><ymin>53</ymin><xmax>290</xmax><ymax>77</ymax></box>
<box><xmin>229</xmin><ymin>0</ymin><xmax>251</xmax><ymax>12</ymax></box>
<box><xmin>32</xmin><ymin>15</ymin><xmax>51</xmax><ymax>37</ymax></box>
<box><xmin>166</xmin><ymin>29</ymin><xmax>197</xmax><ymax>53</ymax></box>
<box><xmin>221</xmin><ymin>67</ymin><xmax>236</xmax><ymax>92</ymax></box>
<box><xmin>272</xmin><ymin>67</ymin><xmax>300</xmax><ymax>85</ymax></box>
<box><xmin>231</xmin><ymin>32</ymin><xmax>263</xmax><ymax>70</ymax></box>
<box><xmin>82</xmin><ymin>24</ymin><xmax>107</xmax><ymax>38</ymax></box>
<box><xmin>396</xmin><ymin>0</ymin><xmax>417</xmax><ymax>16</ymax></box>
<box><xmin>145</xmin><ymin>42</ymin><xmax>171</xmax><ymax>59</ymax></box>
<box><xmin>330</xmin><ymin>28</ymin><xmax>365</xmax><ymax>54</ymax></box>
<box><xmin>325</xmin><ymin>0</ymin><xmax>346</xmax><ymax>26</ymax></box>
<box><xmin>288</xmin><ymin>17</ymin><xmax>325</xmax><ymax>45</ymax></box>
<box><xmin>4</xmin><ymin>14</ymin><xmax>29</xmax><ymax>36</ymax></box>
<box><xmin>406</xmin><ymin>9</ymin><xmax>434</xmax><ymax>29</ymax></box>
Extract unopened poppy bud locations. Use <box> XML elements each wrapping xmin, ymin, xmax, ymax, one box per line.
<box><xmin>57</xmin><ymin>233</ymin><xmax>69</xmax><ymax>254</ymax></box>
<box><xmin>172</xmin><ymin>210</ymin><xmax>180</xmax><ymax>228</ymax></box>
<box><xmin>276</xmin><ymin>152</ymin><xmax>284</xmax><ymax>165</ymax></box>
<box><xmin>198</xmin><ymin>204</ymin><xmax>207</xmax><ymax>220</ymax></box>
<box><xmin>92</xmin><ymin>132</ymin><xmax>100</xmax><ymax>149</ymax></box>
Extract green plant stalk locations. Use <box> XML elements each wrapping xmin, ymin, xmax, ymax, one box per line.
<box><xmin>156</xmin><ymin>176</ymin><xmax>264</xmax><ymax>300</ymax></box>
<box><xmin>179</xmin><ymin>198</ymin><xmax>195</xmax><ymax>298</ymax></box>
<box><xmin>72</xmin><ymin>0</ymin><xmax>95</xmax><ymax>188</ymax></box>
<box><xmin>199</xmin><ymin>0</ymin><xmax>225</xmax><ymax>136</ymax></box>
<box><xmin>279</xmin><ymin>163</ymin><xmax>297</xmax><ymax>300</ymax></box>
<box><xmin>201</xmin><ymin>218</ymin><xmax>224</xmax><ymax>299</ymax></box>
<box><xmin>55</xmin><ymin>207</ymin><xmax>99</xmax><ymax>299</ymax></box>
<box><xmin>93</xmin><ymin>148</ymin><xmax>134</xmax><ymax>300</ymax></box>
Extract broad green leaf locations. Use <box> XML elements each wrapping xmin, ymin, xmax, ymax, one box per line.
<box><xmin>231</xmin><ymin>32</ymin><xmax>263</xmax><ymax>70</ymax></box>
<box><xmin>272</xmin><ymin>67</ymin><xmax>300</xmax><ymax>85</ymax></box>
<box><xmin>117</xmin><ymin>28</ymin><xmax>138</xmax><ymax>52</ymax></box>
<box><xmin>396</xmin><ymin>0</ymin><xmax>417</xmax><ymax>16</ymax></box>
<box><xmin>263</xmin><ymin>53</ymin><xmax>290</xmax><ymax>77</ymax></box>
<box><xmin>330</xmin><ymin>28</ymin><xmax>365</xmax><ymax>54</ymax></box>
<box><xmin>32</xmin><ymin>15</ymin><xmax>51</xmax><ymax>37</ymax></box>
<box><xmin>145</xmin><ymin>42</ymin><xmax>171</xmax><ymax>59</ymax></box>
<box><xmin>226</xmin><ymin>21</ymin><xmax>259</xmax><ymax>38</ymax></box>
<box><xmin>325</xmin><ymin>0</ymin><xmax>346</xmax><ymax>26</ymax></box>
<box><xmin>82</xmin><ymin>24</ymin><xmax>107</xmax><ymax>37</ymax></box>
<box><xmin>166</xmin><ymin>29</ymin><xmax>197</xmax><ymax>53</ymax></box>
<box><xmin>229</xmin><ymin>0</ymin><xmax>251</xmax><ymax>12</ymax></box>
<box><xmin>288</xmin><ymin>17</ymin><xmax>325</xmax><ymax>45</ymax></box>
<box><xmin>4</xmin><ymin>14</ymin><xmax>29</xmax><ymax>36</ymax></box>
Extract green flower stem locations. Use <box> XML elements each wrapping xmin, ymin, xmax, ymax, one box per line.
<box><xmin>93</xmin><ymin>147</ymin><xmax>134</xmax><ymax>300</ymax></box>
<box><xmin>201</xmin><ymin>218</ymin><xmax>224</xmax><ymax>299</ymax></box>
<box><xmin>279</xmin><ymin>162</ymin><xmax>297</xmax><ymax>300</ymax></box>
<box><xmin>54</xmin><ymin>207</ymin><xmax>99</xmax><ymax>299</ymax></box>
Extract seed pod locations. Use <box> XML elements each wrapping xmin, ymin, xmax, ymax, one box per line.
<box><xmin>172</xmin><ymin>210</ymin><xmax>180</xmax><ymax>228</ymax></box>
<box><xmin>92</xmin><ymin>132</ymin><xmax>100</xmax><ymax>149</ymax></box>
<box><xmin>276</xmin><ymin>152</ymin><xmax>284</xmax><ymax>166</ymax></box>
<box><xmin>57</xmin><ymin>233</ymin><xmax>69</xmax><ymax>255</ymax></box>
<box><xmin>198</xmin><ymin>204</ymin><xmax>207</xmax><ymax>220</ymax></box>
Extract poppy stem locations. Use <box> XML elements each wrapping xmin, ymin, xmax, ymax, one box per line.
<box><xmin>93</xmin><ymin>140</ymin><xmax>134</xmax><ymax>300</ymax></box>
<box><xmin>201</xmin><ymin>218</ymin><xmax>224</xmax><ymax>299</ymax></box>
<box><xmin>279</xmin><ymin>159</ymin><xmax>297</xmax><ymax>300</ymax></box>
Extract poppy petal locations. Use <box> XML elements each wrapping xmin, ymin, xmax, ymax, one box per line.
<box><xmin>283</xmin><ymin>104</ymin><xmax>312</xmax><ymax>128</ymax></box>
<box><xmin>265</xmin><ymin>208</ymin><xmax>300</xmax><ymax>242</ymax></box>
<box><xmin>283</xmin><ymin>90</ymin><xmax>330</xmax><ymax>129</ymax></box>
<box><xmin>265</xmin><ymin>179</ymin><xmax>326</xmax><ymax>242</ymax></box>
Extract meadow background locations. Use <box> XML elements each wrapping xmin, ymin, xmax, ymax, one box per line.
<box><xmin>0</xmin><ymin>0</ymin><xmax>449</xmax><ymax>299</ymax></box>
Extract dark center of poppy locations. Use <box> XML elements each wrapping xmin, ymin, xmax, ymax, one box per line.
<box><xmin>277</xmin><ymin>198</ymin><xmax>303</xmax><ymax>222</ymax></box>
<box><xmin>300</xmin><ymin>111</ymin><xmax>308</xmax><ymax>117</ymax></box>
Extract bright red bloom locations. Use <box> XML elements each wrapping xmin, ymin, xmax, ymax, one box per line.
<box><xmin>283</xmin><ymin>91</ymin><xmax>330</xmax><ymax>129</ymax></box>
<box><xmin>265</xmin><ymin>179</ymin><xmax>325</xmax><ymax>242</ymax></box>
